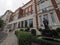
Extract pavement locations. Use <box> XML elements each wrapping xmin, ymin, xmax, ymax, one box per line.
<box><xmin>0</xmin><ymin>31</ymin><xmax>18</xmax><ymax>45</ymax></box>
<box><xmin>0</xmin><ymin>31</ymin><xmax>7</xmax><ymax>43</ymax></box>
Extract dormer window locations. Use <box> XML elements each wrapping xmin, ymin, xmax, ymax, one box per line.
<box><xmin>25</xmin><ymin>5</ymin><xmax>33</xmax><ymax>15</ymax></box>
<box><xmin>9</xmin><ymin>13</ymin><xmax>14</xmax><ymax>22</ymax></box>
<box><xmin>18</xmin><ymin>8</ymin><xmax>23</xmax><ymax>19</ymax></box>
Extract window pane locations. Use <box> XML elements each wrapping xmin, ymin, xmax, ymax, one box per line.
<box><xmin>18</xmin><ymin>22</ymin><xmax>20</xmax><ymax>28</ymax></box>
<box><xmin>44</xmin><ymin>14</ymin><xmax>48</xmax><ymax>20</ymax></box>
<box><xmin>25</xmin><ymin>20</ymin><xmax>28</xmax><ymax>28</ymax></box>
<box><xmin>50</xmin><ymin>13</ymin><xmax>56</xmax><ymax>23</ymax></box>
<box><xmin>39</xmin><ymin>16</ymin><xmax>43</xmax><ymax>26</ymax></box>
<box><xmin>21</xmin><ymin>21</ymin><xmax>24</xmax><ymax>28</ymax></box>
<box><xmin>8</xmin><ymin>24</ymin><xmax>12</xmax><ymax>29</ymax></box>
<box><xmin>29</xmin><ymin>19</ymin><xmax>33</xmax><ymax>28</ymax></box>
<box><xmin>42</xmin><ymin>8</ymin><xmax>47</xmax><ymax>13</ymax></box>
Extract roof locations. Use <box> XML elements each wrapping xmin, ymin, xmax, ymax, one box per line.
<box><xmin>22</xmin><ymin>0</ymin><xmax>32</xmax><ymax>8</ymax></box>
<box><xmin>15</xmin><ymin>0</ymin><xmax>32</xmax><ymax>12</ymax></box>
<box><xmin>1</xmin><ymin>10</ymin><xmax>13</xmax><ymax>18</ymax></box>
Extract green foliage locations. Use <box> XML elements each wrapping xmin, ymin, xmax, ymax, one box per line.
<box><xmin>31</xmin><ymin>29</ymin><xmax>36</xmax><ymax>36</ymax></box>
<box><xmin>32</xmin><ymin>37</ymin><xmax>60</xmax><ymax>45</ymax></box>
<box><xmin>15</xmin><ymin>30</ymin><xmax>19</xmax><ymax>36</ymax></box>
<box><xmin>38</xmin><ymin>28</ymin><xmax>43</xmax><ymax>32</ymax></box>
<box><xmin>0</xmin><ymin>19</ymin><xmax>4</xmax><ymax>28</ymax></box>
<box><xmin>56</xmin><ymin>28</ymin><xmax>60</xmax><ymax>32</ymax></box>
<box><xmin>20</xmin><ymin>29</ymin><xmax>24</xmax><ymax>31</ymax></box>
<box><xmin>56</xmin><ymin>28</ymin><xmax>60</xmax><ymax>38</ymax></box>
<box><xmin>41</xmin><ymin>29</ymin><xmax>58</xmax><ymax>38</ymax></box>
<box><xmin>15</xmin><ymin>31</ymin><xmax>32</xmax><ymax>45</ymax></box>
<box><xmin>25</xmin><ymin>29</ymin><xmax>29</xmax><ymax>32</ymax></box>
<box><xmin>25</xmin><ymin>27</ymin><xmax>30</xmax><ymax>32</ymax></box>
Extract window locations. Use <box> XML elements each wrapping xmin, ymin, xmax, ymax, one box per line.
<box><xmin>29</xmin><ymin>5</ymin><xmax>33</xmax><ymax>14</ymax></box>
<box><xmin>41</xmin><ymin>0</ymin><xmax>45</xmax><ymax>3</ymax></box>
<box><xmin>25</xmin><ymin>5</ymin><xmax>33</xmax><ymax>15</ymax></box>
<box><xmin>37</xmin><ymin>0</ymin><xmax>44</xmax><ymax>4</ymax></box>
<box><xmin>38</xmin><ymin>5</ymin><xmax>40</xmax><ymax>11</ymax></box>
<box><xmin>18</xmin><ymin>22</ymin><xmax>20</xmax><ymax>28</ymax></box>
<box><xmin>21</xmin><ymin>21</ymin><xmax>24</xmax><ymax>28</ymax></box>
<box><xmin>18</xmin><ymin>15</ymin><xmax>21</xmax><ymax>18</ymax></box>
<box><xmin>41</xmin><ymin>0</ymin><xmax>48</xmax><ymax>3</ymax></box>
<box><xmin>42</xmin><ymin>8</ymin><xmax>47</xmax><ymax>13</ymax></box>
<box><xmin>25</xmin><ymin>20</ymin><xmax>28</xmax><ymax>28</ymax></box>
<box><xmin>29</xmin><ymin>7</ymin><xmax>31</xmax><ymax>12</ymax></box>
<box><xmin>29</xmin><ymin>19</ymin><xmax>33</xmax><ymax>28</ymax></box>
<box><xmin>18</xmin><ymin>15</ymin><xmax>23</xmax><ymax>19</ymax></box>
<box><xmin>37</xmin><ymin>0</ymin><xmax>40</xmax><ymax>5</ymax></box>
<box><xmin>39</xmin><ymin>16</ymin><xmax>43</xmax><ymax>26</ymax></box>
<box><xmin>50</xmin><ymin>12</ymin><xmax>56</xmax><ymax>23</ymax></box>
<box><xmin>26</xmin><ymin>8</ymin><xmax>29</xmax><ymax>15</ymax></box>
<box><xmin>26</xmin><ymin>8</ymin><xmax>28</xmax><ymax>13</ymax></box>
<box><xmin>9</xmin><ymin>15</ymin><xmax>13</xmax><ymax>22</ymax></box>
<box><xmin>44</xmin><ymin>14</ymin><xmax>48</xmax><ymax>20</ymax></box>
<box><xmin>7</xmin><ymin>24</ymin><xmax>12</xmax><ymax>29</ymax></box>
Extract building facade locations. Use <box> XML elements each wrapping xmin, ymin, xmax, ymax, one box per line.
<box><xmin>1</xmin><ymin>0</ymin><xmax>60</xmax><ymax>33</ymax></box>
<box><xmin>1</xmin><ymin>10</ymin><xmax>13</xmax><ymax>31</ymax></box>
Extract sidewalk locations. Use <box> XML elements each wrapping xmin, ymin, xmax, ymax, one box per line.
<box><xmin>0</xmin><ymin>31</ymin><xmax>18</xmax><ymax>45</ymax></box>
<box><xmin>0</xmin><ymin>31</ymin><xmax>7</xmax><ymax>43</ymax></box>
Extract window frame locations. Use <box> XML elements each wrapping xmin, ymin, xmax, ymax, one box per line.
<box><xmin>29</xmin><ymin>19</ymin><xmax>33</xmax><ymax>28</ymax></box>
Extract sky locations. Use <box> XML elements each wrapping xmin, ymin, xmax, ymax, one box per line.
<box><xmin>0</xmin><ymin>0</ymin><xmax>30</xmax><ymax>16</ymax></box>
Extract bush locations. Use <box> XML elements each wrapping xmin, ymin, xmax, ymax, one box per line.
<box><xmin>41</xmin><ymin>29</ymin><xmax>58</xmax><ymax>38</ymax></box>
<box><xmin>52</xmin><ymin>30</ymin><xmax>58</xmax><ymax>38</ymax></box>
<box><xmin>31</xmin><ymin>29</ymin><xmax>36</xmax><ymax>36</ymax></box>
<box><xmin>56</xmin><ymin>28</ymin><xmax>60</xmax><ymax>32</ymax></box>
<box><xmin>25</xmin><ymin>28</ymin><xmax>30</xmax><ymax>32</ymax></box>
<box><xmin>38</xmin><ymin>28</ymin><xmax>43</xmax><ymax>32</ymax></box>
<box><xmin>15</xmin><ymin>30</ymin><xmax>19</xmax><ymax>36</ymax></box>
<box><xmin>20</xmin><ymin>29</ymin><xmax>24</xmax><ymax>31</ymax></box>
<box><xmin>41</xmin><ymin>30</ymin><xmax>53</xmax><ymax>37</ymax></box>
<box><xmin>15</xmin><ymin>31</ymin><xmax>32</xmax><ymax>45</ymax></box>
<box><xmin>32</xmin><ymin>37</ymin><xmax>60</xmax><ymax>45</ymax></box>
<box><xmin>56</xmin><ymin>28</ymin><xmax>60</xmax><ymax>38</ymax></box>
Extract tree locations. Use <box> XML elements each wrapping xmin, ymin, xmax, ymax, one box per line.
<box><xmin>0</xmin><ymin>19</ymin><xmax>4</xmax><ymax>28</ymax></box>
